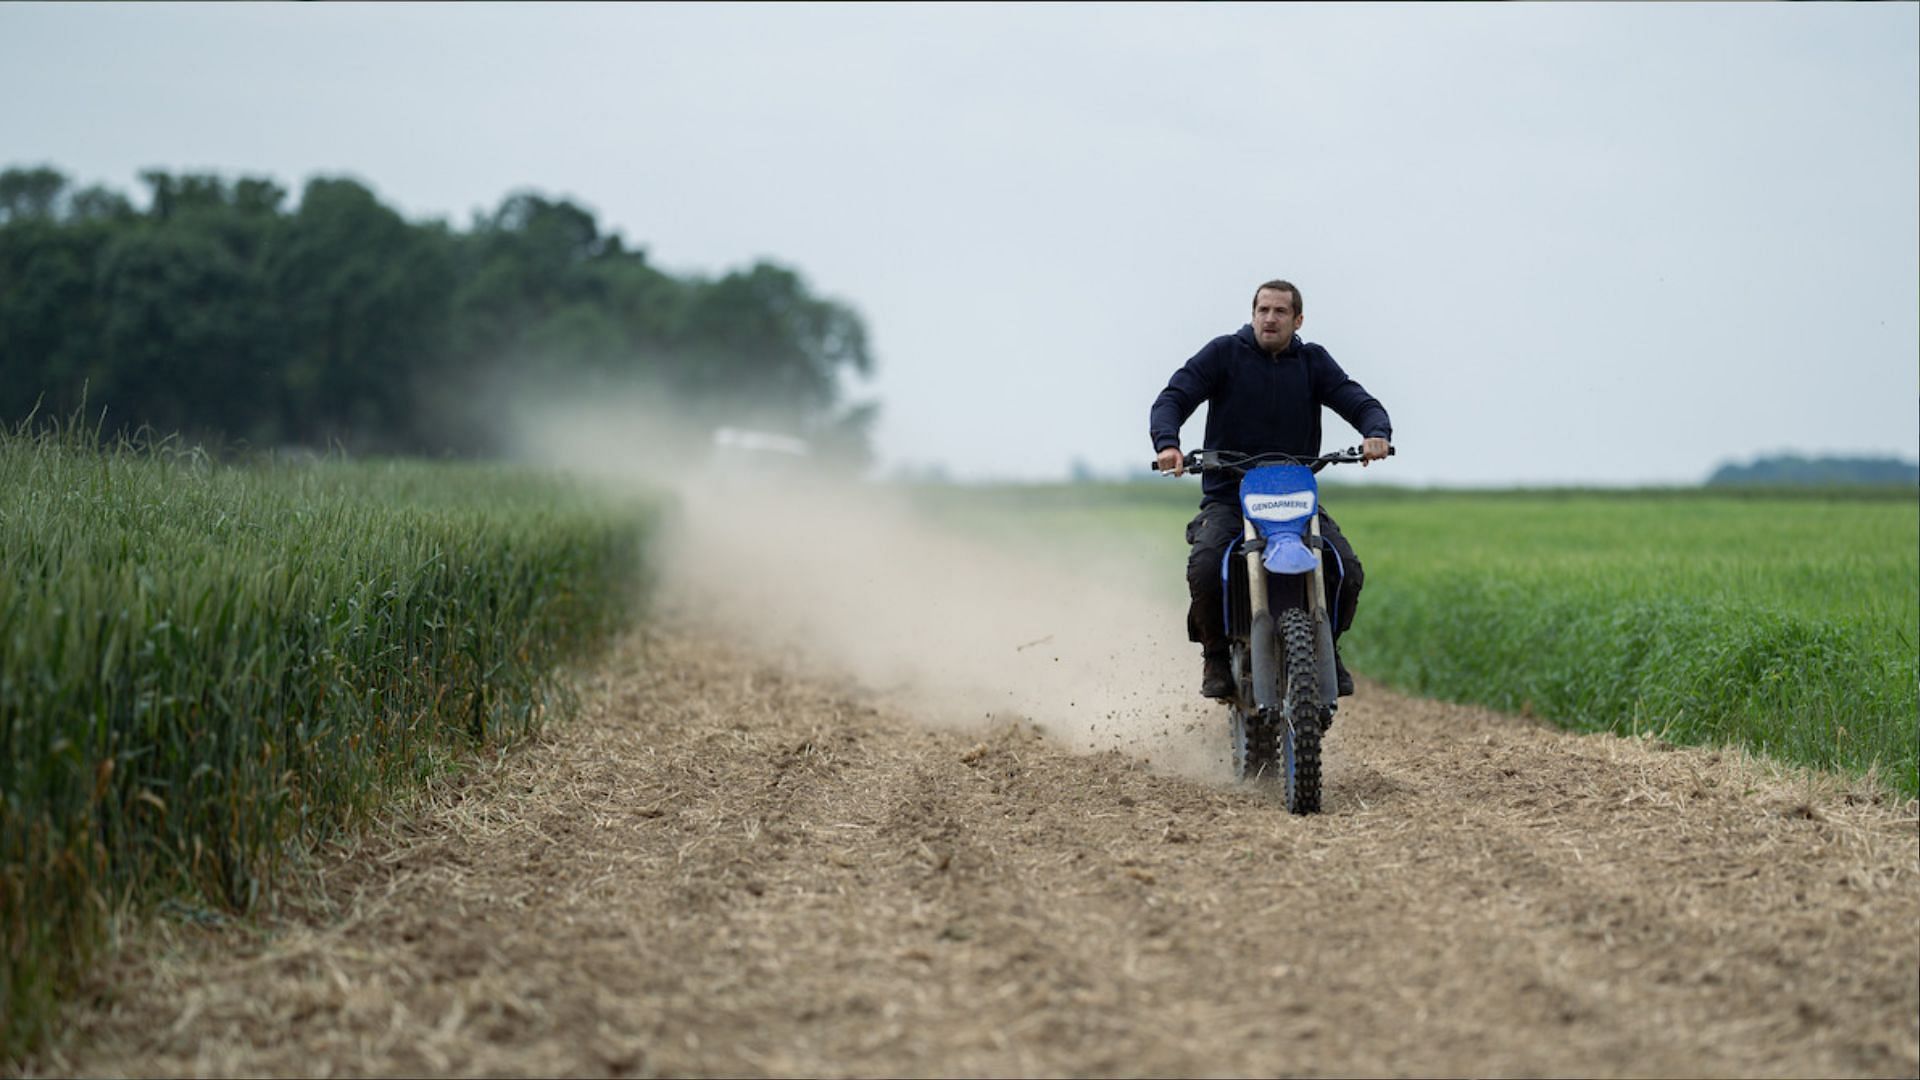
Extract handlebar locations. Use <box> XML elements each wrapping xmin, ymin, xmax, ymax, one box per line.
<box><xmin>1149</xmin><ymin>445</ymin><xmax>1395</xmax><ymax>476</ymax></box>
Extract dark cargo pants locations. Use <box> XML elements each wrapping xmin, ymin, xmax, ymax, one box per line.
<box><xmin>1184</xmin><ymin>500</ymin><xmax>1364</xmax><ymax>656</ymax></box>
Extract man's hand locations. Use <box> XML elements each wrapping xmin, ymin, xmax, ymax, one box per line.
<box><xmin>1360</xmin><ymin>437</ymin><xmax>1391</xmax><ymax>465</ymax></box>
<box><xmin>1155</xmin><ymin>446</ymin><xmax>1185</xmax><ymax>477</ymax></box>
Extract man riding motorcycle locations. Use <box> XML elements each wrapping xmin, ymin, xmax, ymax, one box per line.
<box><xmin>1149</xmin><ymin>279</ymin><xmax>1393</xmax><ymax>699</ymax></box>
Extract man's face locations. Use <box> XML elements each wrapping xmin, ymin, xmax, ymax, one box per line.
<box><xmin>1252</xmin><ymin>289</ymin><xmax>1303</xmax><ymax>352</ymax></box>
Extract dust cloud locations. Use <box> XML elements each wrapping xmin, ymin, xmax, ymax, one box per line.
<box><xmin>508</xmin><ymin>392</ymin><xmax>1226</xmax><ymax>780</ymax></box>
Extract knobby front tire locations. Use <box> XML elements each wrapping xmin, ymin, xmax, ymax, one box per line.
<box><xmin>1278</xmin><ymin>607</ymin><xmax>1323</xmax><ymax>815</ymax></box>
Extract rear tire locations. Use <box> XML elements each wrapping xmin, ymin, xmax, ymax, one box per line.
<box><xmin>1227</xmin><ymin>644</ymin><xmax>1275</xmax><ymax>781</ymax></box>
<box><xmin>1230</xmin><ymin>704</ymin><xmax>1274</xmax><ymax>782</ymax></box>
<box><xmin>1278</xmin><ymin>608</ymin><xmax>1323</xmax><ymax>814</ymax></box>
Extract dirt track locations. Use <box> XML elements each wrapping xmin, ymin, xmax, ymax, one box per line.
<box><xmin>32</xmin><ymin>616</ymin><xmax>1919</xmax><ymax>1078</ymax></box>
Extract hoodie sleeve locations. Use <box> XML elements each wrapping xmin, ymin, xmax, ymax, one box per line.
<box><xmin>1313</xmin><ymin>347</ymin><xmax>1392</xmax><ymax>442</ymax></box>
<box><xmin>1149</xmin><ymin>338</ymin><xmax>1226</xmax><ymax>451</ymax></box>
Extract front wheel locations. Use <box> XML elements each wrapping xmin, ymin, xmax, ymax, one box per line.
<box><xmin>1277</xmin><ymin>608</ymin><xmax>1323</xmax><ymax>814</ymax></box>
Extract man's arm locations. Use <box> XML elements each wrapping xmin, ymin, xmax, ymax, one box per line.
<box><xmin>1149</xmin><ymin>340</ymin><xmax>1225</xmax><ymax>464</ymax></box>
<box><xmin>1312</xmin><ymin>348</ymin><xmax>1392</xmax><ymax>454</ymax></box>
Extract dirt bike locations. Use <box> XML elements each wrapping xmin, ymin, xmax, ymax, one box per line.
<box><xmin>1154</xmin><ymin>445</ymin><xmax>1392</xmax><ymax>814</ymax></box>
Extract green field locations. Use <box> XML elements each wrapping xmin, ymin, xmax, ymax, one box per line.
<box><xmin>909</xmin><ymin>481</ymin><xmax>1919</xmax><ymax>799</ymax></box>
<box><xmin>0</xmin><ymin>428</ymin><xmax>657</xmax><ymax>1056</ymax></box>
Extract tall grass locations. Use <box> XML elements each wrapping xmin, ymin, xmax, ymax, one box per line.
<box><xmin>0</xmin><ymin>424</ymin><xmax>656</xmax><ymax>1056</ymax></box>
<box><xmin>905</xmin><ymin>481</ymin><xmax>1919</xmax><ymax>798</ymax></box>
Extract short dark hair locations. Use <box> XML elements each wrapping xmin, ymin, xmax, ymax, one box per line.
<box><xmin>1252</xmin><ymin>279</ymin><xmax>1303</xmax><ymax>317</ymax></box>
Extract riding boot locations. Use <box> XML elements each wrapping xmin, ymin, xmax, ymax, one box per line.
<box><xmin>1334</xmin><ymin>649</ymin><xmax>1355</xmax><ymax>697</ymax></box>
<box><xmin>1201</xmin><ymin>651</ymin><xmax>1234</xmax><ymax>700</ymax></box>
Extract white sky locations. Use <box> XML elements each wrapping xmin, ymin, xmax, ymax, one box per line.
<box><xmin>4</xmin><ymin>2</ymin><xmax>1916</xmax><ymax>486</ymax></box>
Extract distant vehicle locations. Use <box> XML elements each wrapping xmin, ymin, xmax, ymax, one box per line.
<box><xmin>709</xmin><ymin>427</ymin><xmax>810</xmax><ymax>479</ymax></box>
<box><xmin>712</xmin><ymin>427</ymin><xmax>811</xmax><ymax>457</ymax></box>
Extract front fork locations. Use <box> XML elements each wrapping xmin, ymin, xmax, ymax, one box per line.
<box><xmin>1307</xmin><ymin>513</ymin><xmax>1340</xmax><ymax>709</ymax></box>
<box><xmin>1242</xmin><ymin>514</ymin><xmax>1340</xmax><ymax>711</ymax></box>
<box><xmin>1243</xmin><ymin>517</ymin><xmax>1278</xmax><ymax>711</ymax></box>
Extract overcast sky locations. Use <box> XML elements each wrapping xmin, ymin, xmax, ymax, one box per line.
<box><xmin>4</xmin><ymin>2</ymin><xmax>1916</xmax><ymax>486</ymax></box>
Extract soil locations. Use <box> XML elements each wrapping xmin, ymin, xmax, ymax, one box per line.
<box><xmin>23</xmin><ymin>477</ymin><xmax>1920</xmax><ymax>1077</ymax></box>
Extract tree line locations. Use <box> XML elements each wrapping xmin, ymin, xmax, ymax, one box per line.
<box><xmin>1706</xmin><ymin>454</ymin><xmax>1919</xmax><ymax>488</ymax></box>
<box><xmin>0</xmin><ymin>165</ymin><xmax>876</xmax><ymax>461</ymax></box>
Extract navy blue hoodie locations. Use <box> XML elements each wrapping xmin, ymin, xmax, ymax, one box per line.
<box><xmin>1149</xmin><ymin>325</ymin><xmax>1392</xmax><ymax>505</ymax></box>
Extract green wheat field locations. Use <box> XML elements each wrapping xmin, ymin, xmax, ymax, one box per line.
<box><xmin>0</xmin><ymin>427</ymin><xmax>657</xmax><ymax>1054</ymax></box>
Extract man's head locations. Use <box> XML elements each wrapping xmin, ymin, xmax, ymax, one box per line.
<box><xmin>1250</xmin><ymin>280</ymin><xmax>1304</xmax><ymax>353</ymax></box>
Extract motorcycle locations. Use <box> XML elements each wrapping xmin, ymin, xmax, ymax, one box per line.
<box><xmin>1154</xmin><ymin>445</ymin><xmax>1392</xmax><ymax>814</ymax></box>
